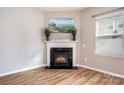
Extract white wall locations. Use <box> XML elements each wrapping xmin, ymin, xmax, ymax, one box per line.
<box><xmin>80</xmin><ymin>7</ymin><xmax>124</xmax><ymax>75</ymax></box>
<box><xmin>0</xmin><ymin>8</ymin><xmax>44</xmax><ymax>74</ymax></box>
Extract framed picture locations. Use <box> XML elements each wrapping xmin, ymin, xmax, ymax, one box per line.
<box><xmin>48</xmin><ymin>18</ymin><xmax>75</xmax><ymax>33</ymax></box>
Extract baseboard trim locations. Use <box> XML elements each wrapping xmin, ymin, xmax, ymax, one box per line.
<box><xmin>1</xmin><ymin>64</ymin><xmax>124</xmax><ymax>78</ymax></box>
<box><xmin>77</xmin><ymin>64</ymin><xmax>124</xmax><ymax>78</ymax></box>
<box><xmin>0</xmin><ymin>64</ymin><xmax>47</xmax><ymax>77</ymax></box>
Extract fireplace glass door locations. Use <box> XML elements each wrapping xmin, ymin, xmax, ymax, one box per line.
<box><xmin>50</xmin><ymin>48</ymin><xmax>72</xmax><ymax>69</ymax></box>
<box><xmin>55</xmin><ymin>53</ymin><xmax>68</xmax><ymax>63</ymax></box>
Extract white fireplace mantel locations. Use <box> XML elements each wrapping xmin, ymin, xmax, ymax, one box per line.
<box><xmin>45</xmin><ymin>40</ymin><xmax>77</xmax><ymax>66</ymax></box>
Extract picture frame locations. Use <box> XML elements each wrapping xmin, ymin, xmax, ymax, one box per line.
<box><xmin>48</xmin><ymin>18</ymin><xmax>75</xmax><ymax>33</ymax></box>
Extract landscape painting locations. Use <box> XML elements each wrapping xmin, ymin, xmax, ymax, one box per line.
<box><xmin>48</xmin><ymin>18</ymin><xmax>75</xmax><ymax>33</ymax></box>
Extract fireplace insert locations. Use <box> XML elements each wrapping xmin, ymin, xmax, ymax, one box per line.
<box><xmin>50</xmin><ymin>48</ymin><xmax>72</xmax><ymax>69</ymax></box>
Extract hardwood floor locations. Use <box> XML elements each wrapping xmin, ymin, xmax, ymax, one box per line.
<box><xmin>0</xmin><ymin>67</ymin><xmax>123</xmax><ymax>85</ymax></box>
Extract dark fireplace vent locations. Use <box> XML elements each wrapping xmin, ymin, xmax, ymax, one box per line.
<box><xmin>50</xmin><ymin>48</ymin><xmax>72</xmax><ymax>69</ymax></box>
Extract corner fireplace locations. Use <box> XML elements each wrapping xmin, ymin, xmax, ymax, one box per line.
<box><xmin>50</xmin><ymin>48</ymin><xmax>72</xmax><ymax>69</ymax></box>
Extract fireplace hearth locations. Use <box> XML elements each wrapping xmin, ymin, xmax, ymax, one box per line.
<box><xmin>50</xmin><ymin>48</ymin><xmax>72</xmax><ymax>69</ymax></box>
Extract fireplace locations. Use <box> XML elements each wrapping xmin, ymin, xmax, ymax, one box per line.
<box><xmin>50</xmin><ymin>48</ymin><xmax>72</xmax><ymax>69</ymax></box>
<box><xmin>46</xmin><ymin>41</ymin><xmax>76</xmax><ymax>69</ymax></box>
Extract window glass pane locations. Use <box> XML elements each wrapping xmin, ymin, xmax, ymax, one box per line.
<box><xmin>115</xmin><ymin>16</ymin><xmax>124</xmax><ymax>34</ymax></box>
<box><xmin>106</xmin><ymin>18</ymin><xmax>113</xmax><ymax>34</ymax></box>
<box><xmin>98</xmin><ymin>19</ymin><xmax>106</xmax><ymax>35</ymax></box>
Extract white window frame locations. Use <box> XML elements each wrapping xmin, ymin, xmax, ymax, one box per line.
<box><xmin>95</xmin><ymin>10</ymin><xmax>124</xmax><ymax>58</ymax></box>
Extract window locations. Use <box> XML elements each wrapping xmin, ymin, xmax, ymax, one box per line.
<box><xmin>95</xmin><ymin>11</ymin><xmax>124</xmax><ymax>58</ymax></box>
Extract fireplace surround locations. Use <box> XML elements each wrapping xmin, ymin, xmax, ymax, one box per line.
<box><xmin>45</xmin><ymin>40</ymin><xmax>77</xmax><ymax>69</ymax></box>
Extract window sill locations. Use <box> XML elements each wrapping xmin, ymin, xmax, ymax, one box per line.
<box><xmin>95</xmin><ymin>51</ymin><xmax>124</xmax><ymax>59</ymax></box>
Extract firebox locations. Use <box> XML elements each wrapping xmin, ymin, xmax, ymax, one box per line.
<box><xmin>50</xmin><ymin>48</ymin><xmax>72</xmax><ymax>69</ymax></box>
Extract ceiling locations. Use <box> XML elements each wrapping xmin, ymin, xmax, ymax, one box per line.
<box><xmin>37</xmin><ymin>7</ymin><xmax>87</xmax><ymax>12</ymax></box>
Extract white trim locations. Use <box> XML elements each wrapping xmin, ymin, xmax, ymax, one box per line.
<box><xmin>0</xmin><ymin>64</ymin><xmax>47</xmax><ymax>77</ymax></box>
<box><xmin>77</xmin><ymin>64</ymin><xmax>124</xmax><ymax>78</ymax></box>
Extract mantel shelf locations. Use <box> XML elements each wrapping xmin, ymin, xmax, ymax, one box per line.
<box><xmin>44</xmin><ymin>40</ymin><xmax>78</xmax><ymax>43</ymax></box>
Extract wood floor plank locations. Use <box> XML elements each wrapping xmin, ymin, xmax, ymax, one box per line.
<box><xmin>74</xmin><ymin>70</ymin><xmax>97</xmax><ymax>85</ymax></box>
<box><xmin>28</xmin><ymin>70</ymin><xmax>72</xmax><ymax>85</ymax></box>
<box><xmin>0</xmin><ymin>67</ymin><xmax>123</xmax><ymax>85</ymax></box>
<box><xmin>55</xmin><ymin>68</ymin><xmax>87</xmax><ymax>85</ymax></box>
